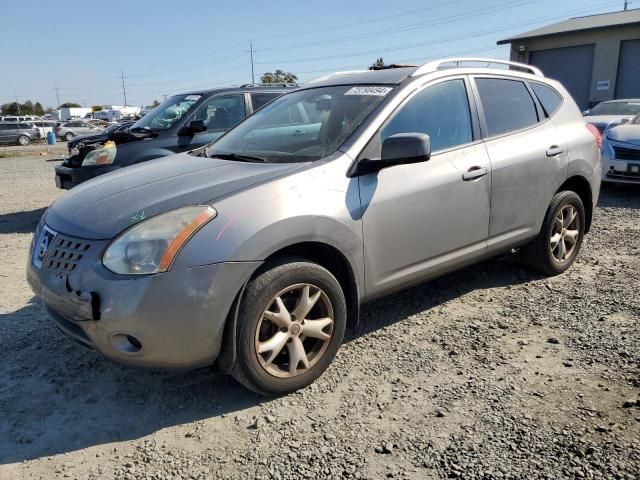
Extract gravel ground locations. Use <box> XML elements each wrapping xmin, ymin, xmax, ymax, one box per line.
<box><xmin>0</xmin><ymin>155</ymin><xmax>638</xmax><ymax>480</ymax></box>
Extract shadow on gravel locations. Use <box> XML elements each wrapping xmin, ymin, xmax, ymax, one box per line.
<box><xmin>597</xmin><ymin>183</ymin><xmax>640</xmax><ymax>209</ymax></box>
<box><xmin>0</xmin><ymin>207</ymin><xmax>45</xmax><ymax>234</ymax></box>
<box><xmin>350</xmin><ymin>255</ymin><xmax>539</xmax><ymax>341</ymax></box>
<box><xmin>0</xmin><ymin>299</ymin><xmax>263</xmax><ymax>465</ymax></box>
<box><xmin>0</xmin><ymin>257</ymin><xmax>539</xmax><ymax>464</ymax></box>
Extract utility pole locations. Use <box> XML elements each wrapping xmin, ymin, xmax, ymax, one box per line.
<box><xmin>14</xmin><ymin>93</ymin><xmax>20</xmax><ymax>114</ymax></box>
<box><xmin>120</xmin><ymin>70</ymin><xmax>128</xmax><ymax>106</ymax></box>
<box><xmin>53</xmin><ymin>82</ymin><xmax>61</xmax><ymax>107</ymax></box>
<box><xmin>248</xmin><ymin>41</ymin><xmax>255</xmax><ymax>84</ymax></box>
<box><xmin>624</xmin><ymin>0</ymin><xmax>630</xmax><ymax>10</ymax></box>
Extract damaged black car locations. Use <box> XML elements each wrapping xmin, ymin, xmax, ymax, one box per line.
<box><xmin>54</xmin><ymin>85</ymin><xmax>294</xmax><ymax>189</ymax></box>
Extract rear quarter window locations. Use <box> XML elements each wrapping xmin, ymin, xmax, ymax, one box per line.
<box><xmin>530</xmin><ymin>83</ymin><xmax>563</xmax><ymax>117</ymax></box>
<box><xmin>476</xmin><ymin>78</ymin><xmax>539</xmax><ymax>137</ymax></box>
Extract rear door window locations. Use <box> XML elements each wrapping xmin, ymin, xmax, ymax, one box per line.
<box><xmin>250</xmin><ymin>93</ymin><xmax>282</xmax><ymax>111</ymax></box>
<box><xmin>194</xmin><ymin>95</ymin><xmax>246</xmax><ymax>132</ymax></box>
<box><xmin>475</xmin><ymin>78</ymin><xmax>539</xmax><ymax>137</ymax></box>
<box><xmin>530</xmin><ymin>83</ymin><xmax>563</xmax><ymax>117</ymax></box>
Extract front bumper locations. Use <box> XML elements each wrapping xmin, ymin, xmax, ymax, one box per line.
<box><xmin>54</xmin><ymin>164</ymin><xmax>121</xmax><ymax>189</ymax></box>
<box><xmin>27</xmin><ymin>236</ymin><xmax>261</xmax><ymax>369</ymax></box>
<box><xmin>601</xmin><ymin>142</ymin><xmax>640</xmax><ymax>184</ymax></box>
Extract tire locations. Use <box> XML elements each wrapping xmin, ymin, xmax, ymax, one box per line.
<box><xmin>520</xmin><ymin>191</ymin><xmax>586</xmax><ymax>276</ymax></box>
<box><xmin>64</xmin><ymin>132</ymin><xmax>74</xmax><ymax>142</ymax></box>
<box><xmin>17</xmin><ymin>135</ymin><xmax>29</xmax><ymax>146</ymax></box>
<box><xmin>232</xmin><ymin>258</ymin><xmax>347</xmax><ymax>395</ymax></box>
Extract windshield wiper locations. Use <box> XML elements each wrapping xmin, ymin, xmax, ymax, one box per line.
<box><xmin>210</xmin><ymin>152</ymin><xmax>268</xmax><ymax>163</ymax></box>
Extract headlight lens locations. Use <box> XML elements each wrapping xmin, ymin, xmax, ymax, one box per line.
<box><xmin>103</xmin><ymin>205</ymin><xmax>217</xmax><ymax>275</ymax></box>
<box><xmin>82</xmin><ymin>141</ymin><xmax>117</xmax><ymax>166</ymax></box>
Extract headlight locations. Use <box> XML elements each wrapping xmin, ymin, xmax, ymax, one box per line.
<box><xmin>103</xmin><ymin>206</ymin><xmax>217</xmax><ymax>275</ymax></box>
<box><xmin>82</xmin><ymin>141</ymin><xmax>117</xmax><ymax>166</ymax></box>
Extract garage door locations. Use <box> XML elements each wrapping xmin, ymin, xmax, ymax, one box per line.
<box><xmin>529</xmin><ymin>45</ymin><xmax>594</xmax><ymax>110</ymax></box>
<box><xmin>616</xmin><ymin>39</ymin><xmax>640</xmax><ymax>99</ymax></box>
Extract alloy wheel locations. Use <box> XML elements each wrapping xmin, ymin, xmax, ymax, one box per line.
<box><xmin>254</xmin><ymin>283</ymin><xmax>334</xmax><ymax>378</ymax></box>
<box><xmin>18</xmin><ymin>136</ymin><xmax>29</xmax><ymax>145</ymax></box>
<box><xmin>550</xmin><ymin>204</ymin><xmax>580</xmax><ymax>263</ymax></box>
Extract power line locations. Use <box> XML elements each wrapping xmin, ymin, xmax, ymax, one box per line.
<box><xmin>258</xmin><ymin>0</ymin><xmax>540</xmax><ymax>53</ymax></box>
<box><xmin>255</xmin><ymin>0</ymin><xmax>620</xmax><ymax>65</ymax></box>
<box><xmin>252</xmin><ymin>0</ymin><xmax>467</xmax><ymax>41</ymax></box>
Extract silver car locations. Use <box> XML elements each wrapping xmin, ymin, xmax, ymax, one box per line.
<box><xmin>55</xmin><ymin>120</ymin><xmax>102</xmax><ymax>141</ymax></box>
<box><xmin>27</xmin><ymin>58</ymin><xmax>601</xmax><ymax>395</ymax></box>
<box><xmin>600</xmin><ymin>112</ymin><xmax>640</xmax><ymax>184</ymax></box>
<box><xmin>583</xmin><ymin>99</ymin><xmax>640</xmax><ymax>134</ymax></box>
<box><xmin>0</xmin><ymin>122</ymin><xmax>41</xmax><ymax>145</ymax></box>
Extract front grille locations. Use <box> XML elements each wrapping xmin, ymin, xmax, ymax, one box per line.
<box><xmin>44</xmin><ymin>236</ymin><xmax>91</xmax><ymax>272</ymax></box>
<box><xmin>613</xmin><ymin>146</ymin><xmax>640</xmax><ymax>161</ymax></box>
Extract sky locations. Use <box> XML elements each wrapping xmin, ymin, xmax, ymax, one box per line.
<box><xmin>0</xmin><ymin>0</ymin><xmax>629</xmax><ymax>108</ymax></box>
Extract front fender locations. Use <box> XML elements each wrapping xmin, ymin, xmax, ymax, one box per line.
<box><xmin>173</xmin><ymin>156</ymin><xmax>364</xmax><ymax>291</ymax></box>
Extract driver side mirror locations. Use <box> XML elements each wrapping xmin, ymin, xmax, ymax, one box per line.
<box><xmin>179</xmin><ymin>119</ymin><xmax>207</xmax><ymax>136</ymax></box>
<box><xmin>357</xmin><ymin>133</ymin><xmax>431</xmax><ymax>175</ymax></box>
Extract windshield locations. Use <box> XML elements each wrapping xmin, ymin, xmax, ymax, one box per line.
<box><xmin>208</xmin><ymin>85</ymin><xmax>392</xmax><ymax>163</ymax></box>
<box><xmin>589</xmin><ymin>101</ymin><xmax>640</xmax><ymax>116</ymax></box>
<box><xmin>131</xmin><ymin>94</ymin><xmax>201</xmax><ymax>131</ymax></box>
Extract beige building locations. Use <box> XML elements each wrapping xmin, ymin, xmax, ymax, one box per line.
<box><xmin>498</xmin><ymin>9</ymin><xmax>640</xmax><ymax>109</ymax></box>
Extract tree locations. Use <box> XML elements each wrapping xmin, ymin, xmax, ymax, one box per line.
<box><xmin>151</xmin><ymin>99</ymin><xmax>160</xmax><ymax>107</ymax></box>
<box><xmin>1</xmin><ymin>102</ymin><xmax>20</xmax><ymax>115</ymax></box>
<box><xmin>370</xmin><ymin>57</ymin><xmax>386</xmax><ymax>69</ymax></box>
<box><xmin>34</xmin><ymin>102</ymin><xmax>44</xmax><ymax>115</ymax></box>
<box><xmin>59</xmin><ymin>102</ymin><xmax>81</xmax><ymax>108</ymax></box>
<box><xmin>260</xmin><ymin>70</ymin><xmax>298</xmax><ymax>84</ymax></box>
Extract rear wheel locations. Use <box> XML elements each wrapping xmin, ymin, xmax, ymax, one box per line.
<box><xmin>232</xmin><ymin>258</ymin><xmax>346</xmax><ymax>395</ymax></box>
<box><xmin>64</xmin><ymin>132</ymin><xmax>74</xmax><ymax>142</ymax></box>
<box><xmin>520</xmin><ymin>191</ymin><xmax>585</xmax><ymax>275</ymax></box>
<box><xmin>17</xmin><ymin>135</ymin><xmax>29</xmax><ymax>146</ymax></box>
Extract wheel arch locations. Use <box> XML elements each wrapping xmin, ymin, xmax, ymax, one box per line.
<box><xmin>215</xmin><ymin>240</ymin><xmax>361</xmax><ymax>374</ymax></box>
<box><xmin>556</xmin><ymin>175</ymin><xmax>593</xmax><ymax>233</ymax></box>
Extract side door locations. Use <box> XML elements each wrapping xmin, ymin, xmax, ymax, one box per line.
<box><xmin>359</xmin><ymin>77</ymin><xmax>492</xmax><ymax>297</ymax></box>
<box><xmin>0</xmin><ymin>124</ymin><xmax>9</xmax><ymax>142</ymax></box>
<box><xmin>80</xmin><ymin>122</ymin><xmax>97</xmax><ymax>135</ymax></box>
<box><xmin>471</xmin><ymin>76</ymin><xmax>568</xmax><ymax>252</ymax></box>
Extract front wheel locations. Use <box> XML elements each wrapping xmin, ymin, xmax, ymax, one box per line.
<box><xmin>17</xmin><ymin>135</ymin><xmax>29</xmax><ymax>146</ymax></box>
<box><xmin>232</xmin><ymin>258</ymin><xmax>347</xmax><ymax>395</ymax></box>
<box><xmin>64</xmin><ymin>132</ymin><xmax>74</xmax><ymax>142</ymax></box>
<box><xmin>520</xmin><ymin>191</ymin><xmax>586</xmax><ymax>275</ymax></box>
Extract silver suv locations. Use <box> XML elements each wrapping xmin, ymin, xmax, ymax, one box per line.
<box><xmin>27</xmin><ymin>58</ymin><xmax>601</xmax><ymax>395</ymax></box>
<box><xmin>55</xmin><ymin>120</ymin><xmax>102</xmax><ymax>141</ymax></box>
<box><xmin>0</xmin><ymin>122</ymin><xmax>41</xmax><ymax>145</ymax></box>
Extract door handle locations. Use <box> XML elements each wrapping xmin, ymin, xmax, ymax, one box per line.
<box><xmin>462</xmin><ymin>166</ymin><xmax>489</xmax><ymax>181</ymax></box>
<box><xmin>293</xmin><ymin>129</ymin><xmax>306</xmax><ymax>136</ymax></box>
<box><xmin>546</xmin><ymin>146</ymin><xmax>564</xmax><ymax>157</ymax></box>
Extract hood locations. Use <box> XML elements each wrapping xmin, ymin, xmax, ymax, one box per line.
<box><xmin>46</xmin><ymin>153</ymin><xmax>303</xmax><ymax>239</ymax></box>
<box><xmin>606</xmin><ymin>124</ymin><xmax>640</xmax><ymax>146</ymax></box>
<box><xmin>584</xmin><ymin>114</ymin><xmax>634</xmax><ymax>126</ymax></box>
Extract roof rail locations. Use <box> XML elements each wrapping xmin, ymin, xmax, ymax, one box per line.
<box><xmin>411</xmin><ymin>57</ymin><xmax>544</xmax><ymax>77</ymax></box>
<box><xmin>240</xmin><ymin>83</ymin><xmax>298</xmax><ymax>88</ymax></box>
